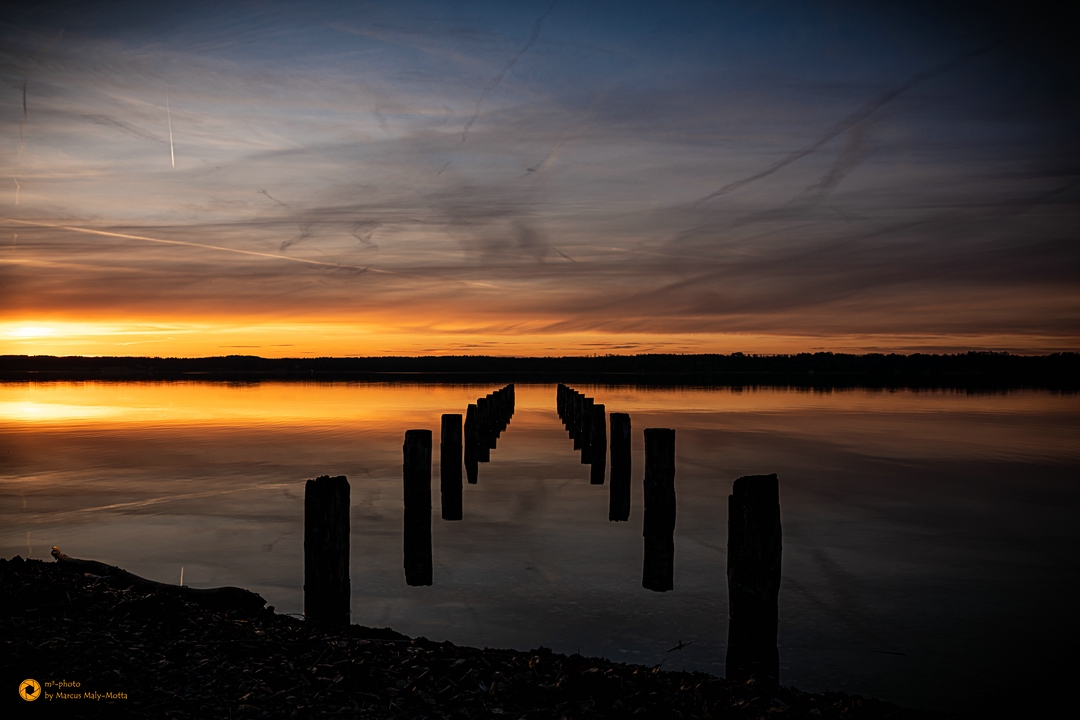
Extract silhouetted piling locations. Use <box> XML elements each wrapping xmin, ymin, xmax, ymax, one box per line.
<box><xmin>726</xmin><ymin>473</ymin><xmax>781</xmax><ymax>686</ymax></box>
<box><xmin>590</xmin><ymin>403</ymin><xmax>607</xmax><ymax>485</ymax></box>
<box><xmin>440</xmin><ymin>413</ymin><xmax>463</xmax><ymax>521</ymax></box>
<box><xmin>571</xmin><ymin>393</ymin><xmax>582</xmax><ymax>447</ymax></box>
<box><xmin>477</xmin><ymin>398</ymin><xmax>492</xmax><ymax>461</ymax></box>
<box><xmin>485</xmin><ymin>394</ymin><xmax>499</xmax><ymax>448</ymax></box>
<box><xmin>642</xmin><ymin>428</ymin><xmax>675</xmax><ymax>592</ymax></box>
<box><xmin>403</xmin><ymin>430</ymin><xmax>433</xmax><ymax>586</ymax></box>
<box><xmin>464</xmin><ymin>403</ymin><xmax>478</xmax><ymax>484</ymax></box>
<box><xmin>304</xmin><ymin>475</ymin><xmax>350</xmax><ymax>626</ymax></box>
<box><xmin>579</xmin><ymin>397</ymin><xmax>594</xmax><ymax>464</ymax></box>
<box><xmin>609</xmin><ymin>412</ymin><xmax>631</xmax><ymax>521</ymax></box>
<box><xmin>479</xmin><ymin>397</ymin><xmax>492</xmax><ymax>459</ymax></box>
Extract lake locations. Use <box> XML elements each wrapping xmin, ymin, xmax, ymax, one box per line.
<box><xmin>2</xmin><ymin>382</ymin><xmax>1077</xmax><ymax>713</ymax></box>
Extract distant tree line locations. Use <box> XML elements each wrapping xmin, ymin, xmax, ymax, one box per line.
<box><xmin>1</xmin><ymin>352</ymin><xmax>1076</xmax><ymax>390</ymax></box>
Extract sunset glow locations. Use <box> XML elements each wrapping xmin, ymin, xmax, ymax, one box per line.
<box><xmin>1</xmin><ymin>2</ymin><xmax>1077</xmax><ymax>356</ymax></box>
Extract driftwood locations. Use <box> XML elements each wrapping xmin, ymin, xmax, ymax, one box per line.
<box><xmin>50</xmin><ymin>546</ymin><xmax>266</xmax><ymax>616</ymax></box>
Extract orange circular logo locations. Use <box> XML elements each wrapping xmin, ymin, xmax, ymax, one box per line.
<box><xmin>19</xmin><ymin>679</ymin><xmax>41</xmax><ymax>701</ymax></box>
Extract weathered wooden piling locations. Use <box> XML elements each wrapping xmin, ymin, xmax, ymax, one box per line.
<box><xmin>477</xmin><ymin>397</ymin><xmax>493</xmax><ymax>461</ymax></box>
<box><xmin>477</xmin><ymin>397</ymin><xmax>490</xmax><ymax>445</ymax></box>
<box><xmin>642</xmin><ymin>428</ymin><xmax>676</xmax><ymax>592</ymax></box>
<box><xmin>304</xmin><ymin>474</ymin><xmax>350</xmax><ymax>626</ymax></box>
<box><xmin>609</xmin><ymin>412</ymin><xmax>631</xmax><ymax>521</ymax></box>
<box><xmin>403</xmin><ymin>430</ymin><xmax>433</xmax><ymax>586</ymax></box>
<box><xmin>590</xmin><ymin>403</ymin><xmax>607</xmax><ymax>485</ymax></box>
<box><xmin>726</xmin><ymin>473</ymin><xmax>781</xmax><ymax>686</ymax></box>
<box><xmin>464</xmin><ymin>403</ymin><xmax>478</xmax><ymax>484</ymax></box>
<box><xmin>440</xmin><ymin>413</ymin><xmax>463</xmax><ymax>521</ymax></box>
<box><xmin>579</xmin><ymin>397</ymin><xmax>594</xmax><ymax>464</ymax></box>
<box><xmin>571</xmin><ymin>393</ymin><xmax>582</xmax><ymax>446</ymax></box>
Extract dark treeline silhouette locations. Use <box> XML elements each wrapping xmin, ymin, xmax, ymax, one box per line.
<box><xmin>2</xmin><ymin>352</ymin><xmax>1078</xmax><ymax>389</ymax></box>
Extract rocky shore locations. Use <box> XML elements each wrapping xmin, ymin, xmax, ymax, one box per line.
<box><xmin>1</xmin><ymin>555</ymin><xmax>953</xmax><ymax>719</ymax></box>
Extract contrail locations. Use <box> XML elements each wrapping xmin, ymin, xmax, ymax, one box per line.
<box><xmin>2</xmin><ymin>218</ymin><xmax>377</xmax><ymax>273</ymax></box>
<box><xmin>258</xmin><ymin>189</ymin><xmax>287</xmax><ymax>207</ymax></box>
<box><xmin>166</xmin><ymin>84</ymin><xmax>175</xmax><ymax>168</ymax></box>
<box><xmin>696</xmin><ymin>39</ymin><xmax>1005</xmax><ymax>204</ymax></box>
<box><xmin>13</xmin><ymin>177</ymin><xmax>19</xmax><ymax>205</ymax></box>
<box><xmin>461</xmin><ymin>0</ymin><xmax>558</xmax><ymax>142</ymax></box>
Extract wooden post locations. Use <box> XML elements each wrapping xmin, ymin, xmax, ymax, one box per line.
<box><xmin>642</xmin><ymin>428</ymin><xmax>675</xmax><ymax>592</ymax></box>
<box><xmin>590</xmin><ymin>403</ymin><xmax>607</xmax><ymax>485</ymax></box>
<box><xmin>609</xmin><ymin>412</ymin><xmax>631</xmax><ymax>521</ymax></box>
<box><xmin>726</xmin><ymin>473</ymin><xmax>781</xmax><ymax>686</ymax></box>
<box><xmin>579</xmin><ymin>396</ymin><xmax>594</xmax><ymax>464</ymax></box>
<box><xmin>403</xmin><ymin>430</ymin><xmax>433</xmax><ymax>586</ymax></box>
<box><xmin>304</xmin><ymin>475</ymin><xmax>350</xmax><ymax>625</ymax></box>
<box><xmin>464</xmin><ymin>403</ymin><xmax>478</xmax><ymax>484</ymax></box>
<box><xmin>486</xmin><ymin>392</ymin><xmax>500</xmax><ymax>447</ymax></box>
<box><xmin>571</xmin><ymin>393</ymin><xmax>582</xmax><ymax>446</ymax></box>
<box><xmin>477</xmin><ymin>397</ymin><xmax>492</xmax><ymax>462</ymax></box>
<box><xmin>441</xmin><ymin>414</ymin><xmax>463</xmax><ymax>521</ymax></box>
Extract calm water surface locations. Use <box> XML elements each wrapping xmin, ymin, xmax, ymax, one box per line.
<box><xmin>2</xmin><ymin>382</ymin><xmax>1078</xmax><ymax>713</ymax></box>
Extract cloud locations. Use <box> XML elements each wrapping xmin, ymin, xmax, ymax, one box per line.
<box><xmin>0</xmin><ymin>2</ymin><xmax>1076</xmax><ymax>352</ymax></box>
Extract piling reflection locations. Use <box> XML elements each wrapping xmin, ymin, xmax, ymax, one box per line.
<box><xmin>725</xmin><ymin>473</ymin><xmax>781</xmax><ymax>686</ymax></box>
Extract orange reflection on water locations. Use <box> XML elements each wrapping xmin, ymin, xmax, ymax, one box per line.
<box><xmin>0</xmin><ymin>382</ymin><xmax>490</xmax><ymax>429</ymax></box>
<box><xmin>2</xmin><ymin>383</ymin><xmax>1076</xmax><ymax>466</ymax></box>
<box><xmin>0</xmin><ymin>381</ymin><xmax>1073</xmax><ymax>427</ymax></box>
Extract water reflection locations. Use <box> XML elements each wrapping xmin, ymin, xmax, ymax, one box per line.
<box><xmin>2</xmin><ymin>382</ymin><xmax>1078</xmax><ymax>715</ymax></box>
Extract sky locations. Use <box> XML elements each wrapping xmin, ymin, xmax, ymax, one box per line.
<box><xmin>1</xmin><ymin>0</ymin><xmax>1077</xmax><ymax>357</ymax></box>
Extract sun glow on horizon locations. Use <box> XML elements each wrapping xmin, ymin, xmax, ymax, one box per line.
<box><xmin>0</xmin><ymin>319</ymin><xmax>1075</xmax><ymax>357</ymax></box>
<box><xmin>7</xmin><ymin>326</ymin><xmax>56</xmax><ymax>339</ymax></box>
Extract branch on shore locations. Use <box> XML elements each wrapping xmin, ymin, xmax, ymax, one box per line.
<box><xmin>50</xmin><ymin>545</ymin><xmax>266</xmax><ymax>616</ymax></box>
